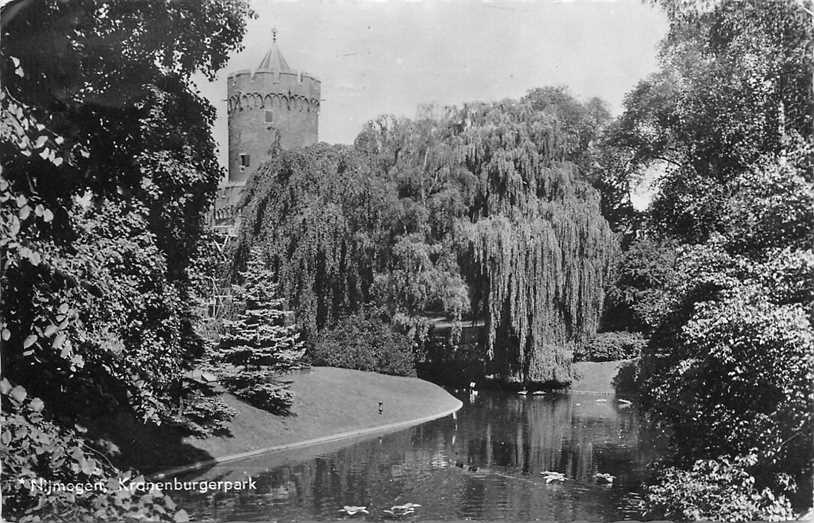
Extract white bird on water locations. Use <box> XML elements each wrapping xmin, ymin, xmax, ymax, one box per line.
<box><xmin>384</xmin><ymin>503</ymin><xmax>421</xmax><ymax>518</ymax></box>
<box><xmin>338</xmin><ymin>506</ymin><xmax>369</xmax><ymax>516</ymax></box>
<box><xmin>595</xmin><ymin>472</ymin><xmax>615</xmax><ymax>485</ymax></box>
<box><xmin>540</xmin><ymin>471</ymin><xmax>566</xmax><ymax>483</ymax></box>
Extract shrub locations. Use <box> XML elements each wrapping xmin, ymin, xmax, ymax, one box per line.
<box><xmin>574</xmin><ymin>331</ymin><xmax>646</xmax><ymax>362</ymax></box>
<box><xmin>643</xmin><ymin>453</ymin><xmax>795</xmax><ymax>522</ymax></box>
<box><xmin>310</xmin><ymin>310</ymin><xmax>416</xmax><ymax>377</ymax></box>
<box><xmin>168</xmin><ymin>393</ymin><xmax>235</xmax><ymax>438</ymax></box>
<box><xmin>649</xmin><ymin>282</ymin><xmax>812</xmax><ymax>475</ymax></box>
<box><xmin>166</xmin><ymin>368</ymin><xmax>236</xmax><ymax>437</ymax></box>
<box><xmin>612</xmin><ymin>359</ymin><xmax>640</xmax><ymax>395</ymax></box>
<box><xmin>639</xmin><ymin>243</ymin><xmax>813</xmax><ymax>495</ymax></box>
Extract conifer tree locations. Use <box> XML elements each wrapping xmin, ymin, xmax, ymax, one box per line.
<box><xmin>217</xmin><ymin>249</ymin><xmax>305</xmax><ymax>414</ymax></box>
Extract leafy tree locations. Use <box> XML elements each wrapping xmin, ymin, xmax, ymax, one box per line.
<box><xmin>239</xmin><ymin>144</ymin><xmax>390</xmax><ymax>330</ymax></box>
<box><xmin>600</xmin><ymin>2</ymin><xmax>814</xmax><ymax>515</ymax></box>
<box><xmin>1</xmin><ymin>0</ymin><xmax>252</xmax><ymax>277</ymax></box>
<box><xmin>635</xmin><ymin>161</ymin><xmax>813</xmax><ymax>509</ymax></box>
<box><xmin>1</xmin><ymin>0</ymin><xmax>252</xmax><ymax>518</ymax></box>
<box><xmin>612</xmin><ymin>0</ymin><xmax>812</xmax><ymax>242</ymax></box>
<box><xmin>372</xmin><ymin>233</ymin><xmax>469</xmax><ymax>345</ymax></box>
<box><xmin>1</xmin><ymin>0</ymin><xmax>251</xmax><ymax>421</ymax></box>
<box><xmin>217</xmin><ymin>249</ymin><xmax>305</xmax><ymax>414</ymax></box>
<box><xmin>241</xmin><ymin>89</ymin><xmax>618</xmax><ymax>385</ymax></box>
<box><xmin>448</xmin><ymin>97</ymin><xmax>617</xmax><ymax>384</ymax></box>
<box><xmin>722</xmin><ymin>149</ymin><xmax>814</xmax><ymax>256</ymax></box>
<box><xmin>640</xmin><ymin>242</ymin><xmax>813</xmax><ymax>472</ymax></box>
<box><xmin>585</xmin><ymin>127</ymin><xmax>643</xmax><ymax>246</ymax></box>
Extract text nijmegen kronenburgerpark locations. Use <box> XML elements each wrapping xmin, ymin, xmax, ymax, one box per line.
<box><xmin>15</xmin><ymin>477</ymin><xmax>257</xmax><ymax>496</ymax></box>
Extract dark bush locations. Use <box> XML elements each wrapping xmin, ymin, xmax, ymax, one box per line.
<box><xmin>575</xmin><ymin>331</ymin><xmax>646</xmax><ymax>362</ymax></box>
<box><xmin>168</xmin><ymin>393</ymin><xmax>236</xmax><ymax>437</ymax></box>
<box><xmin>220</xmin><ymin>372</ymin><xmax>295</xmax><ymax>415</ymax></box>
<box><xmin>310</xmin><ymin>310</ymin><xmax>416</xmax><ymax>377</ymax></box>
<box><xmin>612</xmin><ymin>359</ymin><xmax>640</xmax><ymax>395</ymax></box>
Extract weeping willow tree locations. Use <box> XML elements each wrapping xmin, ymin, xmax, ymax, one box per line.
<box><xmin>440</xmin><ymin>94</ymin><xmax>617</xmax><ymax>384</ymax></box>
<box><xmin>237</xmin><ymin>143</ymin><xmax>399</xmax><ymax>334</ymax></box>
<box><xmin>239</xmin><ymin>87</ymin><xmax>618</xmax><ymax>384</ymax></box>
<box><xmin>459</xmin><ymin>203</ymin><xmax>614</xmax><ymax>383</ymax></box>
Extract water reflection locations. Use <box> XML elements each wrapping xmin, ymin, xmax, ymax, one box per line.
<box><xmin>175</xmin><ymin>392</ymin><xmax>658</xmax><ymax>521</ymax></box>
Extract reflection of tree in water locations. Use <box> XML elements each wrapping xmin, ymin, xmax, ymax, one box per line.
<box><xmin>177</xmin><ymin>393</ymin><xmax>657</xmax><ymax>521</ymax></box>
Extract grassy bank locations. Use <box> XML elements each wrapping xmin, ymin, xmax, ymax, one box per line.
<box><xmin>170</xmin><ymin>367</ymin><xmax>461</xmax><ymax>471</ymax></box>
<box><xmin>97</xmin><ymin>367</ymin><xmax>460</xmax><ymax>477</ymax></box>
<box><xmin>570</xmin><ymin>359</ymin><xmax>634</xmax><ymax>394</ymax></box>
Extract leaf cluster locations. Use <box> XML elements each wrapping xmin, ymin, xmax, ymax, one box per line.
<box><xmin>644</xmin><ymin>453</ymin><xmax>795</xmax><ymax>522</ymax></box>
<box><xmin>0</xmin><ymin>380</ymin><xmax>186</xmax><ymax>522</ymax></box>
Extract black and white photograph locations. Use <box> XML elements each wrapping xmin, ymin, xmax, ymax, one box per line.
<box><xmin>1</xmin><ymin>0</ymin><xmax>812</xmax><ymax>521</ymax></box>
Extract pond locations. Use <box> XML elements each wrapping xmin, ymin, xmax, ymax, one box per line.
<box><xmin>174</xmin><ymin>390</ymin><xmax>662</xmax><ymax>521</ymax></box>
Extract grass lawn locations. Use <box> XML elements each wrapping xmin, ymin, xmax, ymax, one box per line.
<box><xmin>570</xmin><ymin>359</ymin><xmax>635</xmax><ymax>394</ymax></box>
<box><xmin>175</xmin><ymin>366</ymin><xmax>461</xmax><ymax>470</ymax></box>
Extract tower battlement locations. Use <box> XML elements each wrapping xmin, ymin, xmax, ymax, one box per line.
<box><xmin>226</xmin><ymin>70</ymin><xmax>321</xmax><ymax>115</ymax></box>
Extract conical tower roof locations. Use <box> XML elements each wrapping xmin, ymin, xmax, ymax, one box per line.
<box><xmin>256</xmin><ymin>28</ymin><xmax>292</xmax><ymax>73</ymax></box>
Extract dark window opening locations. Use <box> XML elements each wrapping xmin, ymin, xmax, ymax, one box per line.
<box><xmin>240</xmin><ymin>154</ymin><xmax>250</xmax><ymax>168</ymax></box>
<box><xmin>265</xmin><ymin>110</ymin><xmax>274</xmax><ymax>123</ymax></box>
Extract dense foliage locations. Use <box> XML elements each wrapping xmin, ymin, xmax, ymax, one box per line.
<box><xmin>310</xmin><ymin>308</ymin><xmax>416</xmax><ymax>377</ymax></box>
<box><xmin>1</xmin><ymin>380</ymin><xmax>188</xmax><ymax>522</ymax></box>
<box><xmin>601</xmin><ymin>238</ymin><xmax>679</xmax><ymax>333</ymax></box>
<box><xmin>644</xmin><ymin>453</ymin><xmax>795</xmax><ymax>521</ymax></box>
<box><xmin>1</xmin><ymin>0</ymin><xmax>252</xmax><ymax>518</ymax></box>
<box><xmin>603</xmin><ymin>0</ymin><xmax>814</xmax><ymax>516</ymax></box>
<box><xmin>639</xmin><ymin>238</ymin><xmax>813</xmax><ymax>474</ymax></box>
<box><xmin>240</xmin><ymin>89</ymin><xmax>618</xmax><ymax>384</ymax></box>
<box><xmin>613</xmin><ymin>0</ymin><xmax>812</xmax><ymax>244</ymax></box>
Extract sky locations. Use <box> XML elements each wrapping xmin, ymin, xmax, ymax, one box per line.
<box><xmin>193</xmin><ymin>0</ymin><xmax>668</xmax><ymax>206</ymax></box>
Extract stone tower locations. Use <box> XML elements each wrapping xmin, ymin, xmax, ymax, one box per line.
<box><xmin>213</xmin><ymin>31</ymin><xmax>321</xmax><ymax>225</ymax></box>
